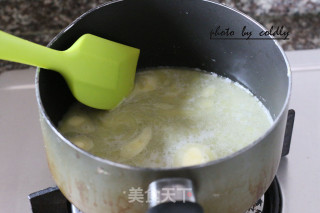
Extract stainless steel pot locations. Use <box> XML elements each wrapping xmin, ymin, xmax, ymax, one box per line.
<box><xmin>36</xmin><ymin>0</ymin><xmax>291</xmax><ymax>212</ymax></box>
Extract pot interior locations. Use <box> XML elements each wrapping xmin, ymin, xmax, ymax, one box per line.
<box><xmin>37</xmin><ymin>0</ymin><xmax>290</xmax><ymax>131</ymax></box>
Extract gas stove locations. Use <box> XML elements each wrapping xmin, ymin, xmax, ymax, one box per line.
<box><xmin>0</xmin><ymin>49</ymin><xmax>319</xmax><ymax>213</ymax></box>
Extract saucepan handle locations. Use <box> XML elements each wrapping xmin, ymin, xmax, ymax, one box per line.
<box><xmin>146</xmin><ymin>178</ymin><xmax>204</xmax><ymax>213</ymax></box>
<box><xmin>147</xmin><ymin>201</ymin><xmax>203</xmax><ymax>213</ymax></box>
<box><xmin>281</xmin><ymin>109</ymin><xmax>295</xmax><ymax>157</ymax></box>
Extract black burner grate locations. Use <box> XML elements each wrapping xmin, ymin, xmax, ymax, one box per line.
<box><xmin>263</xmin><ymin>178</ymin><xmax>282</xmax><ymax>213</ymax></box>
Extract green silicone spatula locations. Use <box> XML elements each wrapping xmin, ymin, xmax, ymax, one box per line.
<box><xmin>0</xmin><ymin>30</ymin><xmax>140</xmax><ymax>110</ymax></box>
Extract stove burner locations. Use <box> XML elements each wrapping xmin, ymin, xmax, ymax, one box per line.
<box><xmin>246</xmin><ymin>177</ymin><xmax>282</xmax><ymax>213</ymax></box>
<box><xmin>71</xmin><ymin>205</ymin><xmax>83</xmax><ymax>213</ymax></box>
<box><xmin>28</xmin><ymin>178</ymin><xmax>282</xmax><ymax>213</ymax></box>
<box><xmin>261</xmin><ymin>177</ymin><xmax>282</xmax><ymax>213</ymax></box>
<box><xmin>246</xmin><ymin>196</ymin><xmax>264</xmax><ymax>213</ymax></box>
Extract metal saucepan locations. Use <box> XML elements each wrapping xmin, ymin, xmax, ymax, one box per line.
<box><xmin>36</xmin><ymin>0</ymin><xmax>291</xmax><ymax>212</ymax></box>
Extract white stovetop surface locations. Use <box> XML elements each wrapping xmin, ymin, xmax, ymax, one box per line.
<box><xmin>0</xmin><ymin>49</ymin><xmax>320</xmax><ymax>213</ymax></box>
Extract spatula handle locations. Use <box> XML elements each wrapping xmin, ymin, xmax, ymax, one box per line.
<box><xmin>0</xmin><ymin>30</ymin><xmax>63</xmax><ymax>70</ymax></box>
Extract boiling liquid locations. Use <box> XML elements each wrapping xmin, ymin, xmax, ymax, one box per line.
<box><xmin>58</xmin><ymin>68</ymin><xmax>273</xmax><ymax>168</ymax></box>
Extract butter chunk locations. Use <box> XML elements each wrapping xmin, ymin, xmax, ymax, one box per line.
<box><xmin>69</xmin><ymin>135</ymin><xmax>94</xmax><ymax>151</ymax></box>
<box><xmin>174</xmin><ymin>144</ymin><xmax>215</xmax><ymax>167</ymax></box>
<box><xmin>120</xmin><ymin>127</ymin><xmax>152</xmax><ymax>159</ymax></box>
<box><xmin>136</xmin><ymin>75</ymin><xmax>158</xmax><ymax>92</ymax></box>
<box><xmin>66</xmin><ymin>115</ymin><xmax>86</xmax><ymax>126</ymax></box>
